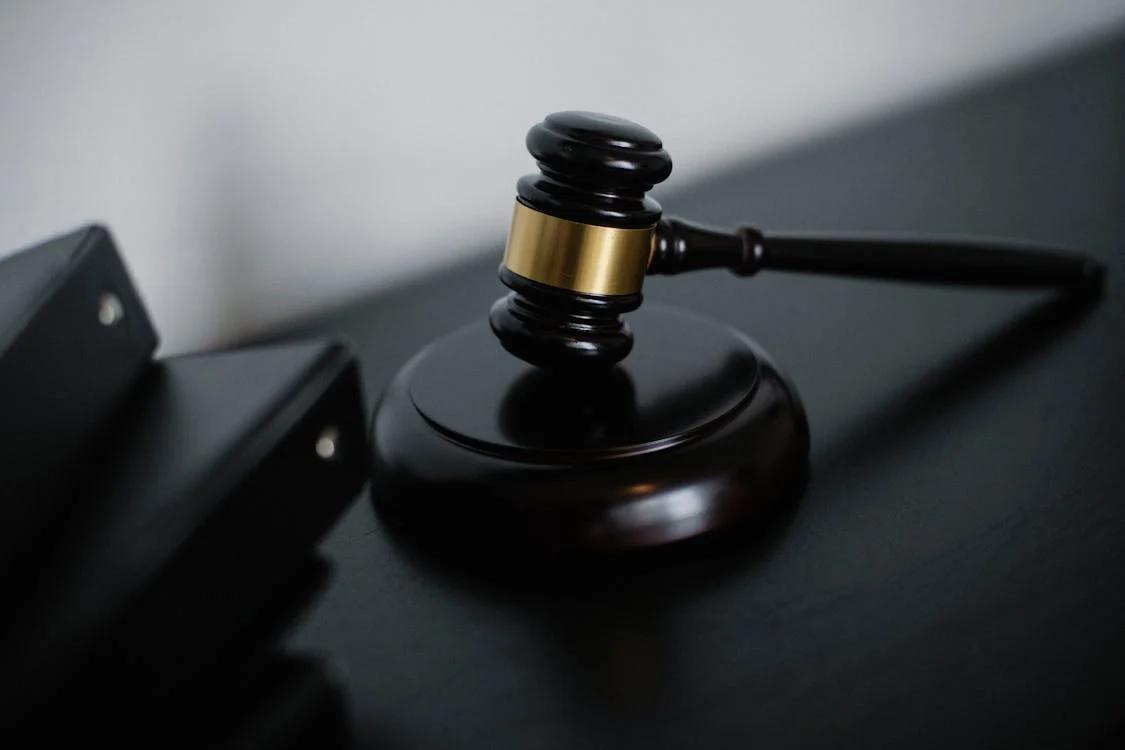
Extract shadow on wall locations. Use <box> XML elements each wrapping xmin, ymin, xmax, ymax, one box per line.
<box><xmin>186</xmin><ymin>99</ymin><xmax>389</xmax><ymax>348</ymax></box>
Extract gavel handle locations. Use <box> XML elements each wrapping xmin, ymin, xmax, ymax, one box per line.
<box><xmin>649</xmin><ymin>217</ymin><xmax>1105</xmax><ymax>290</ymax></box>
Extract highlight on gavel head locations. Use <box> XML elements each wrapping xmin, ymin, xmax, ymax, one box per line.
<box><xmin>489</xmin><ymin>111</ymin><xmax>673</xmax><ymax>369</ymax></box>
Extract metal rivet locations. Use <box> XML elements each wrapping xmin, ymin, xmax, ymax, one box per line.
<box><xmin>98</xmin><ymin>293</ymin><xmax>125</xmax><ymax>326</ymax></box>
<box><xmin>315</xmin><ymin>426</ymin><xmax>340</xmax><ymax>461</ymax></box>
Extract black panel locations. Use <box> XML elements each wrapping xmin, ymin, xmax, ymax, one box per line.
<box><xmin>0</xmin><ymin>225</ymin><xmax>157</xmax><ymax>582</ymax></box>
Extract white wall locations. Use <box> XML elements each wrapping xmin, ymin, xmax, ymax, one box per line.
<box><xmin>2</xmin><ymin>1</ymin><xmax>1123</xmax><ymax>353</ymax></box>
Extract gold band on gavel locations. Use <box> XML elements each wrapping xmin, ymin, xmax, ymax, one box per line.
<box><xmin>501</xmin><ymin>201</ymin><xmax>655</xmax><ymax>296</ymax></box>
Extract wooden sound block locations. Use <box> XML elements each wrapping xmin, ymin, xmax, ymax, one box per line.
<box><xmin>371</xmin><ymin>305</ymin><xmax>810</xmax><ymax>552</ymax></box>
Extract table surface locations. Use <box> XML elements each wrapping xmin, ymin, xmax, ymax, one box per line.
<box><xmin>275</xmin><ymin>34</ymin><xmax>1125</xmax><ymax>749</ymax></box>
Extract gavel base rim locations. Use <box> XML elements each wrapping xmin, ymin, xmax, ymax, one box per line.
<box><xmin>369</xmin><ymin>306</ymin><xmax>810</xmax><ymax>553</ymax></box>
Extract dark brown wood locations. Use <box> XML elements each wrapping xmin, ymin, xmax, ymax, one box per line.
<box><xmin>518</xmin><ymin>111</ymin><xmax>673</xmax><ymax>229</ymax></box>
<box><xmin>371</xmin><ymin>306</ymin><xmax>808</xmax><ymax>552</ymax></box>
<box><xmin>650</xmin><ymin>216</ymin><xmax>1105</xmax><ymax>289</ymax></box>
<box><xmin>489</xmin><ymin>266</ymin><xmax>642</xmax><ymax>369</ymax></box>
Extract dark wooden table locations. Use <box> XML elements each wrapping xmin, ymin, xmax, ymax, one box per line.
<box><xmin>276</xmin><ymin>34</ymin><xmax>1125</xmax><ymax>748</ymax></box>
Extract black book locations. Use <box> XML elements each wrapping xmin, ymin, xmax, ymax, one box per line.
<box><xmin>0</xmin><ymin>225</ymin><xmax>157</xmax><ymax>579</ymax></box>
<box><xmin>0</xmin><ymin>340</ymin><xmax>368</xmax><ymax>732</ymax></box>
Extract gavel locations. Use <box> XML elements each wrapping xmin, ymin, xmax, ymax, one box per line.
<box><xmin>490</xmin><ymin>111</ymin><xmax>1104</xmax><ymax>369</ymax></box>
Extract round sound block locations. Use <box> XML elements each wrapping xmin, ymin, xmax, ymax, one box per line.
<box><xmin>370</xmin><ymin>305</ymin><xmax>809</xmax><ymax>551</ymax></box>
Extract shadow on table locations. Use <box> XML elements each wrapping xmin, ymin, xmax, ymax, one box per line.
<box><xmin>813</xmin><ymin>285</ymin><xmax>1103</xmax><ymax>480</ymax></box>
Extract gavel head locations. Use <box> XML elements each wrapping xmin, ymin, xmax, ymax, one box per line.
<box><xmin>489</xmin><ymin>111</ymin><xmax>673</xmax><ymax>369</ymax></box>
